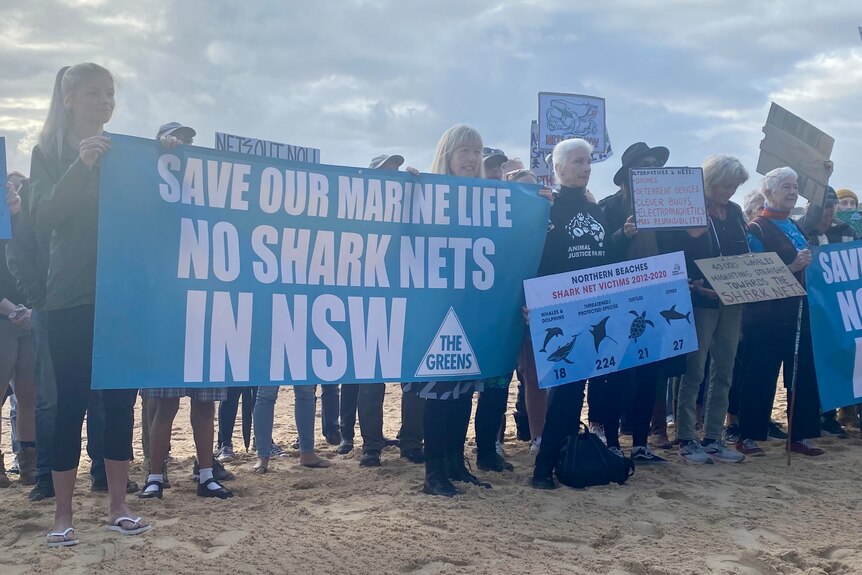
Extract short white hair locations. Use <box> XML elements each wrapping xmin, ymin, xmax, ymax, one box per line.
<box><xmin>761</xmin><ymin>167</ymin><xmax>797</xmax><ymax>197</ymax></box>
<box><xmin>552</xmin><ymin>138</ymin><xmax>592</xmax><ymax>183</ymax></box>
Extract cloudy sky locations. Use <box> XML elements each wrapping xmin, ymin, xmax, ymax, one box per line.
<box><xmin>2</xmin><ymin>0</ymin><xmax>861</xmax><ymax>201</ymax></box>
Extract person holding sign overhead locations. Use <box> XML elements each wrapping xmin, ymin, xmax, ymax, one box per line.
<box><xmin>28</xmin><ymin>63</ymin><xmax>150</xmax><ymax>547</ymax></box>
<box><xmin>736</xmin><ymin>167</ymin><xmax>824</xmax><ymax>457</ymax></box>
<box><xmin>674</xmin><ymin>155</ymin><xmax>750</xmax><ymax>464</ymax></box>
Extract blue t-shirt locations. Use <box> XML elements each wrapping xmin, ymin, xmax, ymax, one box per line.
<box><xmin>747</xmin><ymin>218</ymin><xmax>807</xmax><ymax>253</ymax></box>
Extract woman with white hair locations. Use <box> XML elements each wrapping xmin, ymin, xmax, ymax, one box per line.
<box><xmin>674</xmin><ymin>155</ymin><xmax>749</xmax><ymax>464</ymax></box>
<box><xmin>524</xmin><ymin>138</ymin><xmax>634</xmax><ymax>489</ymax></box>
<box><xmin>735</xmin><ymin>167</ymin><xmax>824</xmax><ymax>457</ymax></box>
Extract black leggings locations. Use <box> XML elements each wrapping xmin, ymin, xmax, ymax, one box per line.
<box><xmin>46</xmin><ymin>305</ymin><xmax>136</xmax><ymax>472</ymax></box>
<box><xmin>474</xmin><ymin>386</ymin><xmax>508</xmax><ymax>459</ymax></box>
<box><xmin>423</xmin><ymin>394</ymin><xmax>473</xmax><ymax>460</ymax></box>
<box><xmin>535</xmin><ymin>380</ymin><xmax>586</xmax><ymax>472</ymax></box>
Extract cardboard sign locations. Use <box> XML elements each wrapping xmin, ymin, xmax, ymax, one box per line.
<box><xmin>806</xmin><ymin>240</ymin><xmax>862</xmax><ymax>410</ymax></box>
<box><xmin>524</xmin><ymin>252</ymin><xmax>698</xmax><ymax>388</ymax></box>
<box><xmin>694</xmin><ymin>252</ymin><xmax>806</xmax><ymax>305</ymax></box>
<box><xmin>630</xmin><ymin>167</ymin><xmax>707</xmax><ymax>230</ymax></box>
<box><xmin>537</xmin><ymin>92</ymin><xmax>607</xmax><ymax>157</ymax></box>
<box><xmin>757</xmin><ymin>103</ymin><xmax>834</xmax><ymax>206</ymax></box>
<box><xmin>215</xmin><ymin>131</ymin><xmax>320</xmax><ymax>164</ymax></box>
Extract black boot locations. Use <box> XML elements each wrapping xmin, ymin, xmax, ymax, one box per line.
<box><xmin>423</xmin><ymin>458</ymin><xmax>458</xmax><ymax>497</ymax></box>
<box><xmin>531</xmin><ymin>464</ymin><xmax>557</xmax><ymax>490</ymax></box>
<box><xmin>444</xmin><ymin>451</ymin><xmax>491</xmax><ymax>489</ymax></box>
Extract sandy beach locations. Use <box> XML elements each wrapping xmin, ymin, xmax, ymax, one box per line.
<box><xmin>1</xmin><ymin>381</ymin><xmax>861</xmax><ymax>575</ymax></box>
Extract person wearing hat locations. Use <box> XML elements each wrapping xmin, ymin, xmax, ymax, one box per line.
<box><xmin>139</xmin><ymin>124</ymin><xmax>235</xmax><ymax>501</ymax></box>
<box><xmin>835</xmin><ymin>188</ymin><xmax>858</xmax><ymax>212</ymax></box>
<box><xmin>594</xmin><ymin>142</ymin><xmax>680</xmax><ymax>464</ymax></box>
<box><xmin>482</xmin><ymin>147</ymin><xmax>508</xmax><ymax>181</ymax></box>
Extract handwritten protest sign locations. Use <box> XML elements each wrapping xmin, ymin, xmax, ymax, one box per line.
<box><xmin>524</xmin><ymin>252</ymin><xmax>698</xmax><ymax>388</ymax></box>
<box><xmin>694</xmin><ymin>252</ymin><xmax>806</xmax><ymax>305</ymax></box>
<box><xmin>215</xmin><ymin>131</ymin><xmax>321</xmax><ymax>164</ymax></box>
<box><xmin>630</xmin><ymin>167</ymin><xmax>707</xmax><ymax>230</ymax></box>
<box><xmin>806</xmin><ymin>240</ymin><xmax>862</xmax><ymax>410</ymax></box>
<box><xmin>757</xmin><ymin>103</ymin><xmax>834</xmax><ymax>206</ymax></box>
<box><xmin>538</xmin><ymin>92</ymin><xmax>607</xmax><ymax>159</ymax></box>
<box><xmin>530</xmin><ymin>121</ymin><xmax>555</xmax><ymax>188</ymax></box>
<box><xmin>92</xmin><ymin>135</ymin><xmax>550</xmax><ymax>390</ymax></box>
<box><xmin>0</xmin><ymin>137</ymin><xmax>10</xmax><ymax>239</ymax></box>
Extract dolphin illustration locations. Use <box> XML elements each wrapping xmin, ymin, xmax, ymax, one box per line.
<box><xmin>547</xmin><ymin>335</ymin><xmax>579</xmax><ymax>364</ymax></box>
<box><xmin>660</xmin><ymin>304</ymin><xmax>691</xmax><ymax>325</ymax></box>
<box><xmin>540</xmin><ymin>327</ymin><xmax>564</xmax><ymax>353</ymax></box>
<box><xmin>590</xmin><ymin>316</ymin><xmax>616</xmax><ymax>352</ymax></box>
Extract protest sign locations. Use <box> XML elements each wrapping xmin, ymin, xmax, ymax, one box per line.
<box><xmin>524</xmin><ymin>251</ymin><xmax>697</xmax><ymax>389</ymax></box>
<box><xmin>0</xmin><ymin>137</ymin><xmax>9</xmax><ymax>239</ymax></box>
<box><xmin>530</xmin><ymin>121</ymin><xmax>612</xmax><ymax>187</ymax></box>
<box><xmin>835</xmin><ymin>210</ymin><xmax>862</xmax><ymax>237</ymax></box>
<box><xmin>538</xmin><ymin>93</ymin><xmax>607</xmax><ymax>159</ymax></box>
<box><xmin>806</xmin><ymin>240</ymin><xmax>862</xmax><ymax>410</ymax></box>
<box><xmin>630</xmin><ymin>167</ymin><xmax>707</xmax><ymax>230</ymax></box>
<box><xmin>694</xmin><ymin>252</ymin><xmax>806</xmax><ymax>305</ymax></box>
<box><xmin>215</xmin><ymin>131</ymin><xmax>321</xmax><ymax>164</ymax></box>
<box><xmin>756</xmin><ymin>103</ymin><xmax>833</xmax><ymax>206</ymax></box>
<box><xmin>92</xmin><ymin>135</ymin><xmax>550</xmax><ymax>390</ymax></box>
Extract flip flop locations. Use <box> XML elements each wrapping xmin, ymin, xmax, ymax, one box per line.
<box><xmin>107</xmin><ymin>516</ymin><xmax>152</xmax><ymax>536</ymax></box>
<box><xmin>300</xmin><ymin>459</ymin><xmax>331</xmax><ymax>469</ymax></box>
<box><xmin>252</xmin><ymin>462</ymin><xmax>268</xmax><ymax>474</ymax></box>
<box><xmin>47</xmin><ymin>527</ymin><xmax>78</xmax><ymax>548</ymax></box>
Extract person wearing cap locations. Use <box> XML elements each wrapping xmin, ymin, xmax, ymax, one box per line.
<box><xmin>333</xmin><ymin>153</ymin><xmax>415</xmax><ymax>467</ymax></box>
<box><xmin>835</xmin><ymin>188</ymin><xmax>858</xmax><ymax>212</ymax></box>
<box><xmin>482</xmin><ymin>147</ymin><xmax>508</xmax><ymax>181</ymax></box>
<box><xmin>594</xmin><ymin>141</ymin><xmax>679</xmax><ymax>463</ymax></box>
<box><xmin>799</xmin><ymin>185</ymin><xmax>859</xmax><ymax>438</ymax></box>
<box><xmin>139</xmin><ymin>124</ymin><xmax>235</xmax><ymax>501</ymax></box>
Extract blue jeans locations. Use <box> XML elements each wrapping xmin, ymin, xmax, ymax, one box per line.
<box><xmin>254</xmin><ymin>385</ymin><xmax>317</xmax><ymax>455</ymax></box>
<box><xmin>31</xmin><ymin>309</ymin><xmax>105</xmax><ymax>480</ymax></box>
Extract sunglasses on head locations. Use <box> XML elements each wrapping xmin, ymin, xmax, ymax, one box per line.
<box><xmin>483</xmin><ymin>147</ymin><xmax>504</xmax><ymax>156</ymax></box>
<box><xmin>505</xmin><ymin>169</ymin><xmax>535</xmax><ymax>181</ymax></box>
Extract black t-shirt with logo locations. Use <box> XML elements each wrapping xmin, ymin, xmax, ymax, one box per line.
<box><xmin>538</xmin><ymin>186</ymin><xmax>611</xmax><ymax>277</ymax></box>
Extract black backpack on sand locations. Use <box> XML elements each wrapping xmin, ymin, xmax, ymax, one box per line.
<box><xmin>555</xmin><ymin>422</ymin><xmax>635</xmax><ymax>488</ymax></box>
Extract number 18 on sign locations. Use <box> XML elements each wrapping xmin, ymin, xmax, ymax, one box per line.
<box><xmin>523</xmin><ymin>251</ymin><xmax>699</xmax><ymax>388</ymax></box>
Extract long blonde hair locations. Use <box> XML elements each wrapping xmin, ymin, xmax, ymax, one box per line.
<box><xmin>430</xmin><ymin>124</ymin><xmax>484</xmax><ymax>177</ymax></box>
<box><xmin>38</xmin><ymin>62</ymin><xmax>114</xmax><ymax>158</ymax></box>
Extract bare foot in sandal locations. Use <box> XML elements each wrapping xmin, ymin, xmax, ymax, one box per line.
<box><xmin>299</xmin><ymin>453</ymin><xmax>331</xmax><ymax>468</ymax></box>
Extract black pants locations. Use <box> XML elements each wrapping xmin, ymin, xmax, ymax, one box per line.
<box><xmin>423</xmin><ymin>394</ymin><xmax>472</xmax><ymax>461</ymax></box>
<box><xmin>339</xmin><ymin>383</ymin><xmax>386</xmax><ymax>452</ymax></box>
<box><xmin>45</xmin><ymin>305</ymin><xmax>136</xmax><ymax>472</ymax></box>
<box><xmin>727</xmin><ymin>340</ymin><xmax>745</xmax><ymax>417</ymax></box>
<box><xmin>738</xmin><ymin>318</ymin><xmax>820</xmax><ymax>442</ymax></box>
<box><xmin>398</xmin><ymin>390</ymin><xmax>425</xmax><ymax>452</ymax></box>
<box><xmin>474</xmin><ymin>386</ymin><xmax>508</xmax><ymax>459</ymax></box>
<box><xmin>588</xmin><ymin>364</ymin><xmax>656</xmax><ymax>448</ymax></box>
<box><xmin>535</xmin><ymin>380</ymin><xmax>586</xmax><ymax>472</ymax></box>
<box><xmin>320</xmin><ymin>384</ymin><xmax>340</xmax><ymax>437</ymax></box>
<box><xmin>217</xmin><ymin>387</ymin><xmax>243</xmax><ymax>448</ymax></box>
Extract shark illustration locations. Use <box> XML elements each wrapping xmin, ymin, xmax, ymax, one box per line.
<box><xmin>547</xmin><ymin>335</ymin><xmax>579</xmax><ymax>364</ymax></box>
<box><xmin>589</xmin><ymin>316</ymin><xmax>616</xmax><ymax>352</ymax></box>
<box><xmin>660</xmin><ymin>305</ymin><xmax>691</xmax><ymax>325</ymax></box>
<box><xmin>540</xmin><ymin>327</ymin><xmax>564</xmax><ymax>353</ymax></box>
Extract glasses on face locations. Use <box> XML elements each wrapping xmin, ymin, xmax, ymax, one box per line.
<box><xmin>483</xmin><ymin>147</ymin><xmax>504</xmax><ymax>157</ymax></box>
<box><xmin>505</xmin><ymin>169</ymin><xmax>535</xmax><ymax>182</ymax></box>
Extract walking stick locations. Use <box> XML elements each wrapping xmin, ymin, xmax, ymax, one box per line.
<box><xmin>786</xmin><ymin>298</ymin><xmax>805</xmax><ymax>466</ymax></box>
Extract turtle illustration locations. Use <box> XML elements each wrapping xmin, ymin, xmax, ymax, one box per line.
<box><xmin>628</xmin><ymin>310</ymin><xmax>654</xmax><ymax>342</ymax></box>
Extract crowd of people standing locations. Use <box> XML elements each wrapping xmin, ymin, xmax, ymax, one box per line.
<box><xmin>1</xmin><ymin>62</ymin><xmax>860</xmax><ymax>547</ymax></box>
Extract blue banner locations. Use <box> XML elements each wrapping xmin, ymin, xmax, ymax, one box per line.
<box><xmin>806</xmin><ymin>240</ymin><xmax>862</xmax><ymax>410</ymax></box>
<box><xmin>92</xmin><ymin>135</ymin><xmax>550</xmax><ymax>389</ymax></box>
<box><xmin>524</xmin><ymin>252</ymin><xmax>698</xmax><ymax>388</ymax></box>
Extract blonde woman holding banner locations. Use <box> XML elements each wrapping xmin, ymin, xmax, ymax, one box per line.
<box><xmin>29</xmin><ymin>63</ymin><xmax>150</xmax><ymax>547</ymax></box>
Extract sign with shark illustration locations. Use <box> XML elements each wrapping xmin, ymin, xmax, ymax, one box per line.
<box><xmin>694</xmin><ymin>252</ymin><xmax>805</xmax><ymax>305</ymax></box>
<box><xmin>524</xmin><ymin>251</ymin><xmax>698</xmax><ymax>388</ymax></box>
<box><xmin>537</xmin><ymin>92</ymin><xmax>608</xmax><ymax>161</ymax></box>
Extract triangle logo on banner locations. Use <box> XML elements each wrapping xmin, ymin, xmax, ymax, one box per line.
<box><xmin>415</xmin><ymin>307</ymin><xmax>481</xmax><ymax>378</ymax></box>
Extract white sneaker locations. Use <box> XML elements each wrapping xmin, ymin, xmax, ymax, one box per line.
<box><xmin>529</xmin><ymin>438</ymin><xmax>541</xmax><ymax>454</ymax></box>
<box><xmin>678</xmin><ymin>440</ymin><xmax>711</xmax><ymax>464</ymax></box>
<box><xmin>589</xmin><ymin>423</ymin><xmax>607</xmax><ymax>445</ymax></box>
<box><xmin>702</xmin><ymin>440</ymin><xmax>745</xmax><ymax>463</ymax></box>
